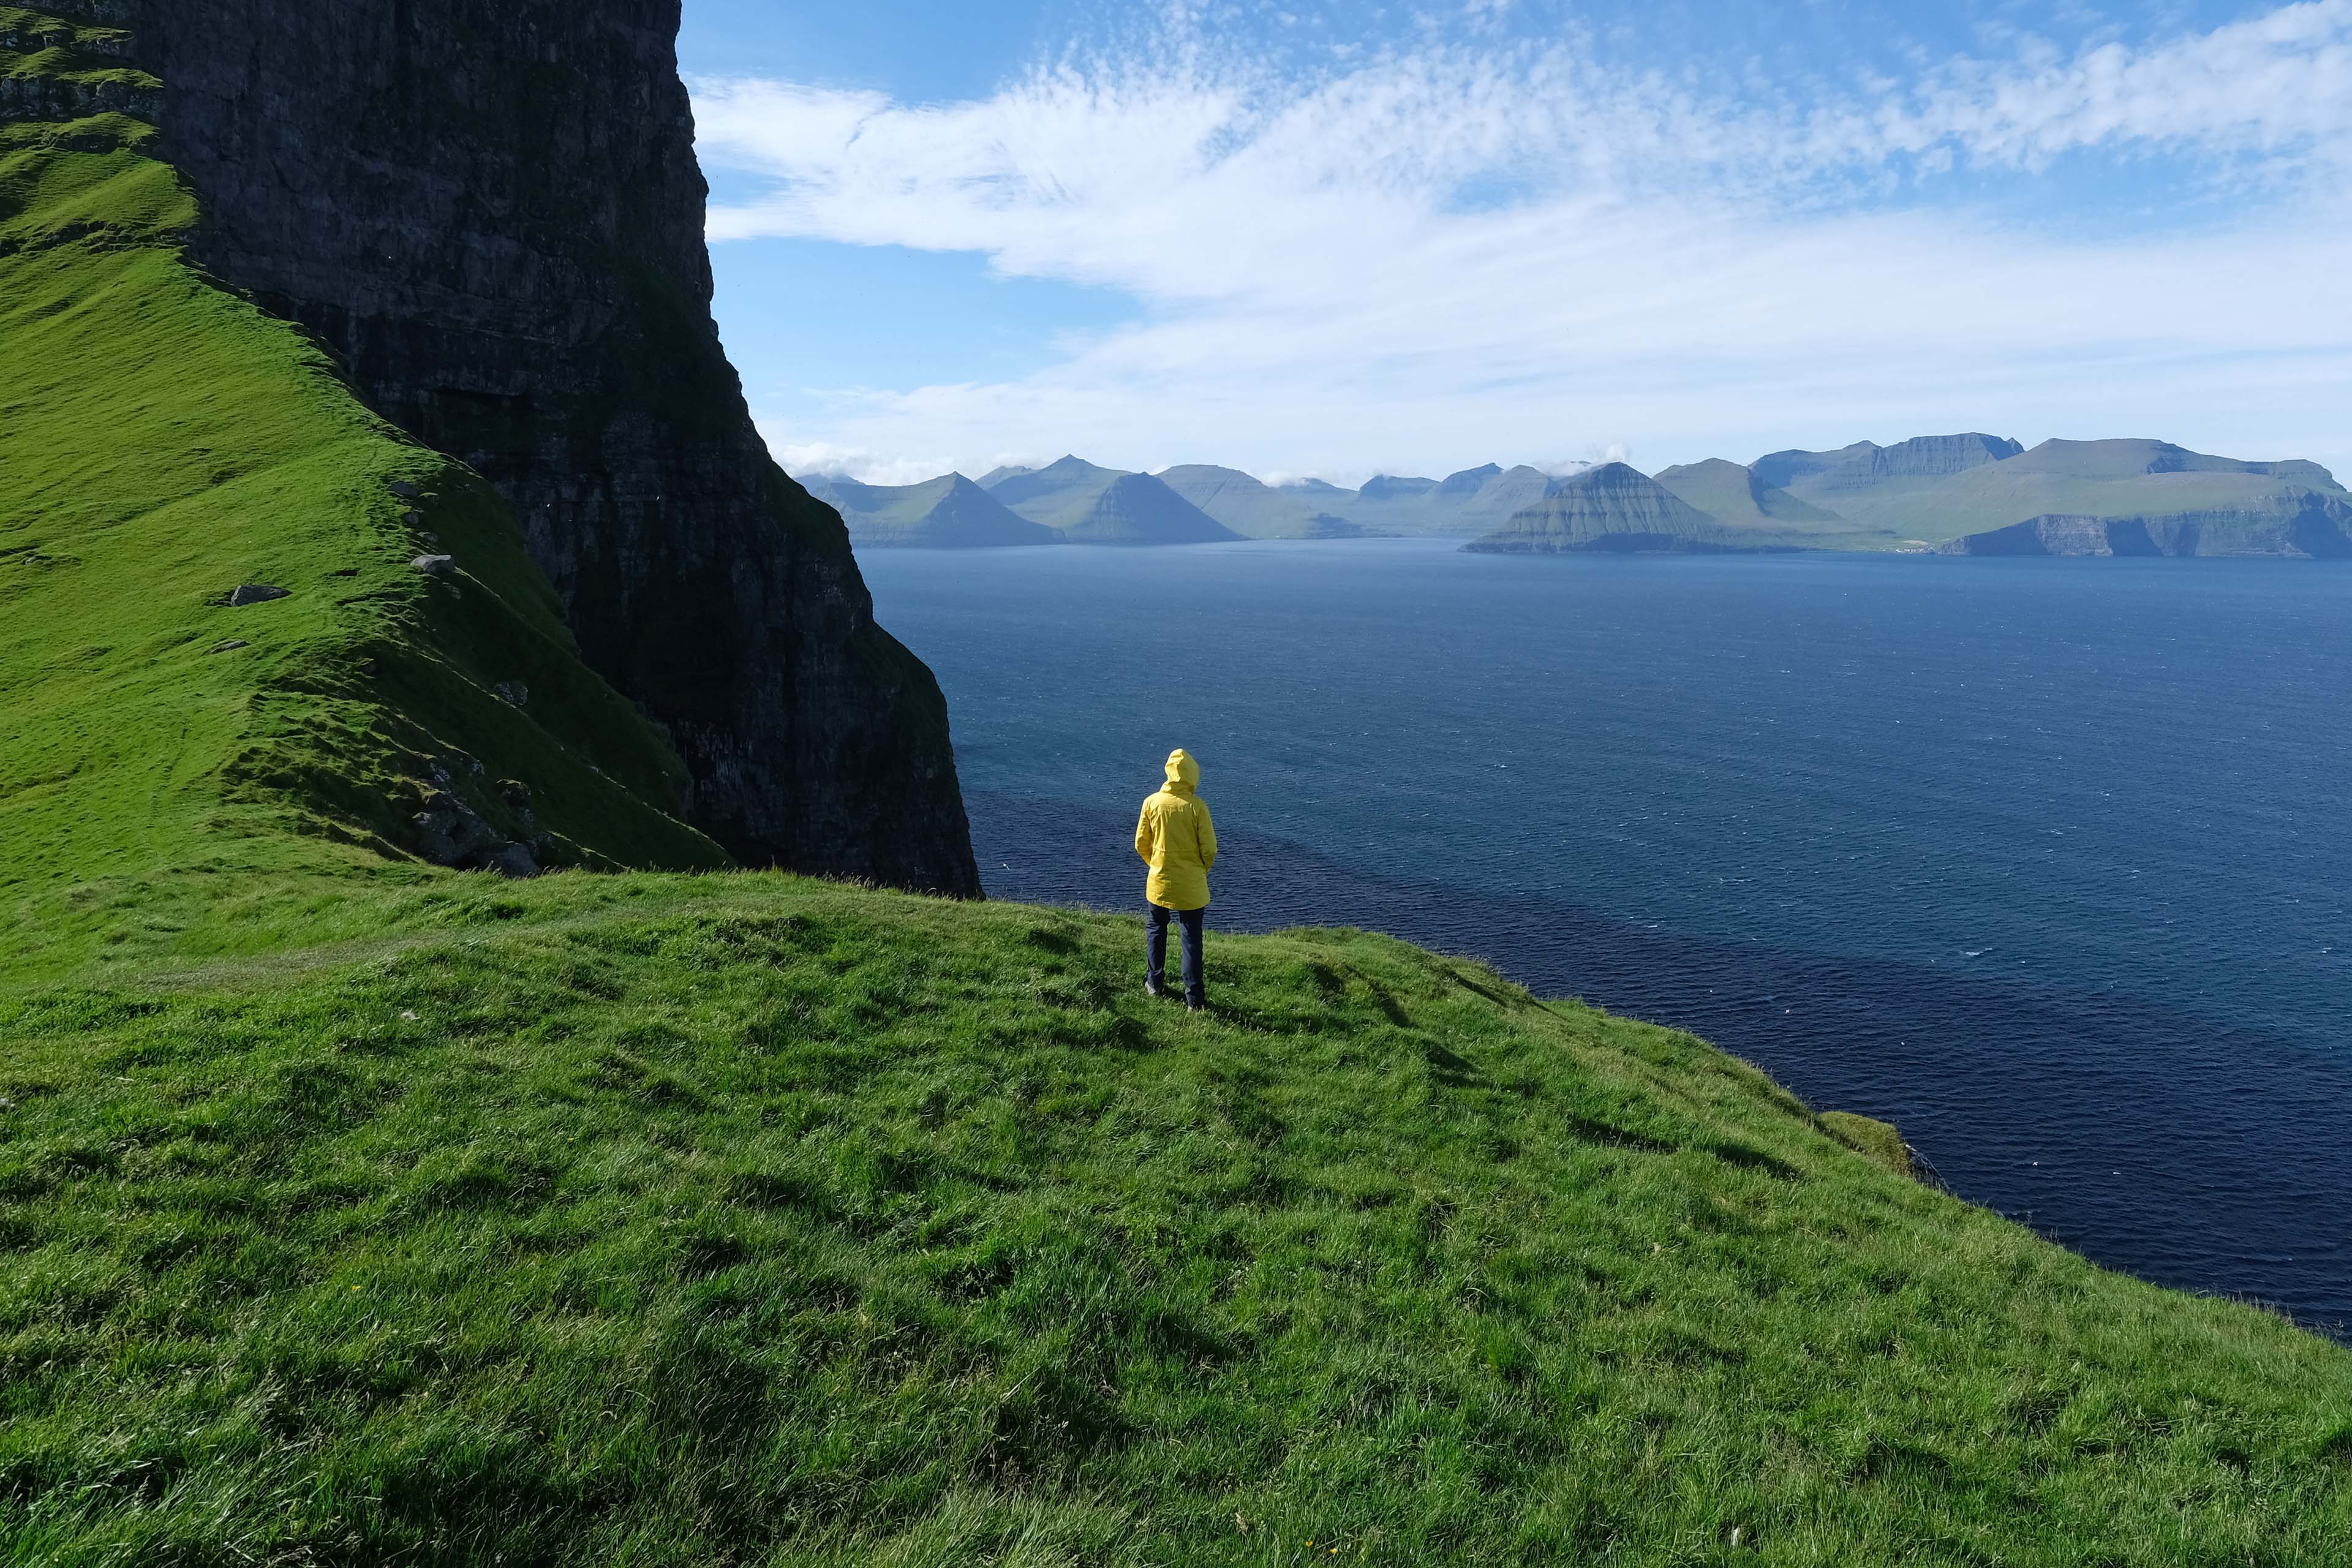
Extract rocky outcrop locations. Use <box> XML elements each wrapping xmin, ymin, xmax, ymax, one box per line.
<box><xmin>72</xmin><ymin>0</ymin><xmax>978</xmax><ymax>894</ymax></box>
<box><xmin>1937</xmin><ymin>494</ymin><xmax>2352</xmax><ymax>557</ymax></box>
<box><xmin>410</xmin><ymin>760</ymin><xmax>546</xmax><ymax>878</ymax></box>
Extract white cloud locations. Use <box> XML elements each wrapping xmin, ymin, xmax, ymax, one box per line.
<box><xmin>692</xmin><ymin>3</ymin><xmax>2352</xmax><ymax>482</ymax></box>
<box><xmin>769</xmin><ymin>441</ymin><xmax>954</xmax><ymax>487</ymax></box>
<box><xmin>1879</xmin><ymin>1</ymin><xmax>2352</xmax><ymax>169</ymax></box>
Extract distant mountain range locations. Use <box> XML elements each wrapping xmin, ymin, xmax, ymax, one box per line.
<box><xmin>801</xmin><ymin>435</ymin><xmax>2352</xmax><ymax>558</ymax></box>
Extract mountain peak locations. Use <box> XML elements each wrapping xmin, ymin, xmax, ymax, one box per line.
<box><xmin>1465</xmin><ymin>464</ymin><xmax>1741</xmax><ymax>554</ymax></box>
<box><xmin>1439</xmin><ymin>463</ymin><xmax>1504</xmax><ymax>496</ymax></box>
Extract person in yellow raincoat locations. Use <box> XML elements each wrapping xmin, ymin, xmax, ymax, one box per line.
<box><xmin>1135</xmin><ymin>747</ymin><xmax>1218</xmax><ymax>1009</ymax></box>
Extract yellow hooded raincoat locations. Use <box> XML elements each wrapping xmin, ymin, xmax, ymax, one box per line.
<box><xmin>1135</xmin><ymin>748</ymin><xmax>1218</xmax><ymax>911</ymax></box>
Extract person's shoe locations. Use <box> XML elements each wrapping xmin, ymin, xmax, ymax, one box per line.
<box><xmin>1145</xmin><ymin>980</ymin><xmax>1167</xmax><ymax>1000</ymax></box>
<box><xmin>1186</xmin><ymin>997</ymin><xmax>1206</xmax><ymax>1013</ymax></box>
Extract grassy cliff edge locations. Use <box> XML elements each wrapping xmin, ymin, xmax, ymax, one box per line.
<box><xmin>2</xmin><ymin>870</ymin><xmax>2351</xmax><ymax>1564</ymax></box>
<box><xmin>1</xmin><ymin>48</ymin><xmax>726</xmax><ymax>892</ymax></box>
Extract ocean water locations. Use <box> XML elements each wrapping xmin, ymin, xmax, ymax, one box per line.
<box><xmin>859</xmin><ymin>539</ymin><xmax>2352</xmax><ymax>1327</ymax></box>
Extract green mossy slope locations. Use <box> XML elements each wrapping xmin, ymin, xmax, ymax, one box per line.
<box><xmin>6</xmin><ymin>16</ymin><xmax>2352</xmax><ymax>1566</ymax></box>
<box><xmin>2</xmin><ymin>870</ymin><xmax>2350</xmax><ymax>1564</ymax></box>
<box><xmin>1</xmin><ymin>62</ymin><xmax>726</xmax><ymax>895</ymax></box>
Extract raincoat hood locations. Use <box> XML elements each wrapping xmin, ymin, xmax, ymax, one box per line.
<box><xmin>1138</xmin><ymin>748</ymin><xmax>1217</xmax><ymax>911</ymax></box>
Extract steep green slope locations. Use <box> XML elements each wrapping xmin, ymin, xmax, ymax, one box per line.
<box><xmin>984</xmin><ymin>458</ymin><xmax>1236</xmax><ymax>544</ymax></box>
<box><xmin>980</xmin><ymin>456</ymin><xmax>1126</xmax><ymax>527</ymax></box>
<box><xmin>1157</xmin><ymin>464</ymin><xmax>1346</xmax><ymax>538</ymax></box>
<box><xmin>1058</xmin><ymin>472</ymin><xmax>1243</xmax><ymax>545</ymax></box>
<box><xmin>4</xmin><ymin>869</ymin><xmax>2350</xmax><ymax>1563</ymax></box>
<box><xmin>0</xmin><ymin>61</ymin><xmax>726</xmax><ymax>891</ymax></box>
<box><xmin>1654</xmin><ymin>460</ymin><xmax>1846</xmax><ymax>529</ymax></box>
<box><xmin>1464</xmin><ymin>464</ymin><xmax>1758</xmax><ymax>554</ymax></box>
<box><xmin>1651</xmin><ymin>459</ymin><xmax>1904</xmax><ymax>551</ymax></box>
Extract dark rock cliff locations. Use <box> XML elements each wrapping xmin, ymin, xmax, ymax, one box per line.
<box><xmin>63</xmin><ymin>0</ymin><xmax>979</xmax><ymax>894</ymax></box>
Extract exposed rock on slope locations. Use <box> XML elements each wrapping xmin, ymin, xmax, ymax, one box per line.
<box><xmin>1743</xmin><ymin>433</ymin><xmax>2352</xmax><ymax>549</ymax></box>
<box><xmin>1865</xmin><ymin>439</ymin><xmax>2352</xmax><ymax>547</ymax></box>
<box><xmin>1939</xmin><ymin>493</ymin><xmax>2352</xmax><ymax>557</ymax></box>
<box><xmin>1757</xmin><ymin>434</ymin><xmax>2024</xmax><ymax>495</ymax></box>
<box><xmin>1463</xmin><ymin>464</ymin><xmax>1754</xmax><ymax>554</ymax></box>
<box><xmin>805</xmin><ymin>473</ymin><xmax>1058</xmax><ymax>549</ymax></box>
<box><xmin>1</xmin><ymin>76</ymin><xmax>729</xmax><ymax>884</ymax></box>
<box><xmin>91</xmin><ymin>0</ymin><xmax>977</xmax><ymax>894</ymax></box>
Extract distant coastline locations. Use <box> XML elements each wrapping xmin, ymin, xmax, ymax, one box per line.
<box><xmin>807</xmin><ymin>434</ymin><xmax>2352</xmax><ymax>559</ymax></box>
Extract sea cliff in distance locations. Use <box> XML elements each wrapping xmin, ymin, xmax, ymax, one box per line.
<box><xmin>810</xmin><ymin>435</ymin><xmax>2352</xmax><ymax>557</ymax></box>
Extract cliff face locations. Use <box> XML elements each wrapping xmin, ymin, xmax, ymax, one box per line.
<box><xmin>1939</xmin><ymin>494</ymin><xmax>2352</xmax><ymax>557</ymax></box>
<box><xmin>75</xmin><ymin>0</ymin><xmax>978</xmax><ymax>894</ymax></box>
<box><xmin>1793</xmin><ymin>434</ymin><xmax>2024</xmax><ymax>494</ymax></box>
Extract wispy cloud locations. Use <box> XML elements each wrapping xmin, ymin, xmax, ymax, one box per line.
<box><xmin>693</xmin><ymin>2</ymin><xmax>2352</xmax><ymax>483</ymax></box>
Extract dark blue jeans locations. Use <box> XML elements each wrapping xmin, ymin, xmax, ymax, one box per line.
<box><xmin>1147</xmin><ymin>902</ymin><xmax>1205</xmax><ymax>1004</ymax></box>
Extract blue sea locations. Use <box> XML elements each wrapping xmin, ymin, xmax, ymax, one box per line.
<box><xmin>859</xmin><ymin>539</ymin><xmax>2352</xmax><ymax>1328</ymax></box>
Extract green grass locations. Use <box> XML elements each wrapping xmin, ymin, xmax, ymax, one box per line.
<box><xmin>7</xmin><ymin>23</ymin><xmax>2352</xmax><ymax>1564</ymax></box>
<box><xmin>1</xmin><ymin>67</ymin><xmax>726</xmax><ymax>892</ymax></box>
<box><xmin>4</xmin><ymin>868</ymin><xmax>2352</xmax><ymax>1565</ymax></box>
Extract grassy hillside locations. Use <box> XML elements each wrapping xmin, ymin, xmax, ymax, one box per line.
<box><xmin>5</xmin><ymin>868</ymin><xmax>2352</xmax><ymax>1563</ymax></box>
<box><xmin>983</xmin><ymin>458</ymin><xmax>1238</xmax><ymax>544</ymax></box>
<box><xmin>10</xmin><ymin>18</ymin><xmax>2352</xmax><ymax>1565</ymax></box>
<box><xmin>1158</xmin><ymin>466</ymin><xmax>1335</xmax><ymax>538</ymax></box>
<box><xmin>1057</xmin><ymin>473</ymin><xmax>1243</xmax><ymax>545</ymax></box>
<box><xmin>805</xmin><ymin>474</ymin><xmax>1057</xmax><ymax>549</ymax></box>
<box><xmin>1773</xmin><ymin>439</ymin><xmax>2350</xmax><ymax>543</ymax></box>
<box><xmin>1649</xmin><ymin>461</ymin><xmax>1908</xmax><ymax>551</ymax></box>
<box><xmin>1336</xmin><ymin>466</ymin><xmax>1561</xmax><ymax>537</ymax></box>
<box><xmin>0</xmin><ymin>66</ymin><xmax>726</xmax><ymax>891</ymax></box>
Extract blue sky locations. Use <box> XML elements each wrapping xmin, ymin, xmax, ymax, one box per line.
<box><xmin>679</xmin><ymin>1</ymin><xmax>2352</xmax><ymax>485</ymax></box>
